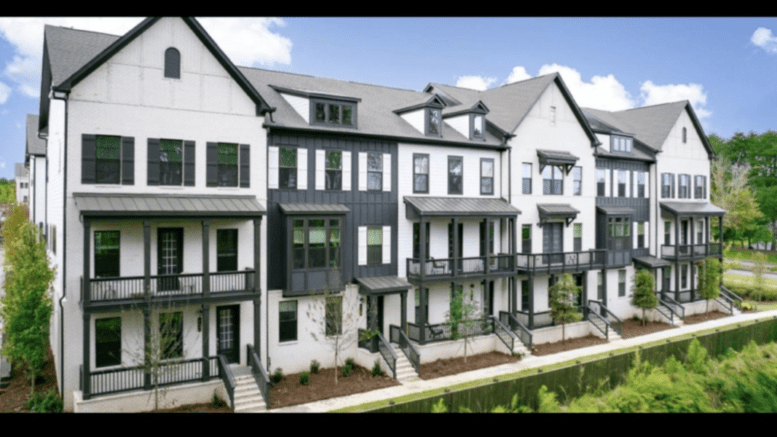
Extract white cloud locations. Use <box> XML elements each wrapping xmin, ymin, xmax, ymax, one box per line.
<box><xmin>455</xmin><ymin>75</ymin><xmax>498</xmax><ymax>91</ymax></box>
<box><xmin>505</xmin><ymin>66</ymin><xmax>531</xmax><ymax>84</ymax></box>
<box><xmin>751</xmin><ymin>27</ymin><xmax>777</xmax><ymax>53</ymax></box>
<box><xmin>537</xmin><ymin>63</ymin><xmax>635</xmax><ymax>111</ymax></box>
<box><xmin>640</xmin><ymin>80</ymin><xmax>710</xmax><ymax>119</ymax></box>
<box><xmin>0</xmin><ymin>159</ymin><xmax>6</xmax><ymax>169</ymax></box>
<box><xmin>0</xmin><ymin>81</ymin><xmax>10</xmax><ymax>104</ymax></box>
<box><xmin>0</xmin><ymin>17</ymin><xmax>292</xmax><ymax>101</ymax></box>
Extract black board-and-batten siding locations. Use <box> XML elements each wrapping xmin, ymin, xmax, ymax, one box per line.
<box><xmin>266</xmin><ymin>132</ymin><xmax>399</xmax><ymax>294</ymax></box>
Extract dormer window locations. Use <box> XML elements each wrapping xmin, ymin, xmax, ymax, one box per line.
<box><xmin>311</xmin><ymin>99</ymin><xmax>356</xmax><ymax>128</ymax></box>
<box><xmin>472</xmin><ymin>114</ymin><xmax>484</xmax><ymax>140</ymax></box>
<box><xmin>164</xmin><ymin>48</ymin><xmax>180</xmax><ymax>79</ymax></box>
<box><xmin>427</xmin><ymin>108</ymin><xmax>442</xmax><ymax>137</ymax></box>
<box><xmin>611</xmin><ymin>135</ymin><xmax>632</xmax><ymax>153</ymax></box>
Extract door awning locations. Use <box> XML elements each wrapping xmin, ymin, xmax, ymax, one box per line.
<box><xmin>537</xmin><ymin>203</ymin><xmax>579</xmax><ymax>227</ymax></box>
<box><xmin>404</xmin><ymin>196</ymin><xmax>520</xmax><ymax>219</ymax></box>
<box><xmin>660</xmin><ymin>202</ymin><xmax>725</xmax><ymax>218</ymax></box>
<box><xmin>356</xmin><ymin>276</ymin><xmax>412</xmax><ymax>296</ymax></box>
<box><xmin>279</xmin><ymin>203</ymin><xmax>349</xmax><ymax>215</ymax></box>
<box><xmin>537</xmin><ymin>149</ymin><xmax>579</xmax><ymax>175</ymax></box>
<box><xmin>596</xmin><ymin>205</ymin><xmax>635</xmax><ymax>216</ymax></box>
<box><xmin>633</xmin><ymin>256</ymin><xmax>671</xmax><ymax>269</ymax></box>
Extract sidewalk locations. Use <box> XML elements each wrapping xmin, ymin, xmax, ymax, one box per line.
<box><xmin>270</xmin><ymin>309</ymin><xmax>777</xmax><ymax>413</ymax></box>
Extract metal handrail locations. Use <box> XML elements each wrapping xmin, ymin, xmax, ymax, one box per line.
<box><xmin>654</xmin><ymin>299</ymin><xmax>676</xmax><ymax>324</ymax></box>
<box><xmin>516</xmin><ymin>249</ymin><xmax>606</xmax><ymax>274</ymax></box>
<box><xmin>587</xmin><ymin>299</ymin><xmax>623</xmax><ymax>335</ymax></box>
<box><xmin>585</xmin><ymin>307</ymin><xmax>609</xmax><ymax>339</ymax></box>
<box><xmin>660</xmin><ymin>293</ymin><xmax>685</xmax><ymax>320</ymax></box>
<box><xmin>490</xmin><ymin>315</ymin><xmax>517</xmax><ymax>352</ymax></box>
<box><xmin>499</xmin><ymin>311</ymin><xmax>533</xmax><ymax>350</ymax></box>
<box><xmin>217</xmin><ymin>355</ymin><xmax>237</xmax><ymax>412</ymax></box>
<box><xmin>376</xmin><ymin>332</ymin><xmax>397</xmax><ymax>379</ymax></box>
<box><xmin>247</xmin><ymin>345</ymin><xmax>270</xmax><ymax>407</ymax></box>
<box><xmin>390</xmin><ymin>325</ymin><xmax>420</xmax><ymax>374</ymax></box>
<box><xmin>720</xmin><ymin>285</ymin><xmax>743</xmax><ymax>306</ymax></box>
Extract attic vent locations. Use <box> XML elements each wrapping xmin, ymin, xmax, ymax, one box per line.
<box><xmin>164</xmin><ymin>47</ymin><xmax>180</xmax><ymax>79</ymax></box>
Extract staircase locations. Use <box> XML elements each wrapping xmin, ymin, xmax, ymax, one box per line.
<box><xmin>511</xmin><ymin>339</ymin><xmax>531</xmax><ymax>357</ymax></box>
<box><xmin>232</xmin><ymin>372</ymin><xmax>267</xmax><ymax>413</ymax></box>
<box><xmin>392</xmin><ymin>346</ymin><xmax>421</xmax><ymax>383</ymax></box>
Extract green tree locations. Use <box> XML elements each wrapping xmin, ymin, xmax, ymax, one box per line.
<box><xmin>549</xmin><ymin>273</ymin><xmax>582</xmax><ymax>342</ymax></box>
<box><xmin>306</xmin><ymin>287</ymin><xmax>360</xmax><ymax>384</ymax></box>
<box><xmin>752</xmin><ymin>252</ymin><xmax>767</xmax><ymax>308</ymax></box>
<box><xmin>2</xmin><ymin>204</ymin><xmax>29</xmax><ymax>268</ymax></box>
<box><xmin>697</xmin><ymin>257</ymin><xmax>721</xmax><ymax>313</ymax></box>
<box><xmin>631</xmin><ymin>269</ymin><xmax>657</xmax><ymax>326</ymax></box>
<box><xmin>0</xmin><ymin>221</ymin><xmax>54</xmax><ymax>394</ymax></box>
<box><xmin>443</xmin><ymin>286</ymin><xmax>487</xmax><ymax>363</ymax></box>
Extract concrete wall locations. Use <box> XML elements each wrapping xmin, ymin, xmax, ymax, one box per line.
<box><xmin>73</xmin><ymin>379</ymin><xmax>227</xmax><ymax>413</ymax></box>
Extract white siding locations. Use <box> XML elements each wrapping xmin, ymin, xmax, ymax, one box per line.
<box><xmin>280</xmin><ymin>93</ymin><xmax>310</xmax><ymax>123</ymax></box>
<box><xmin>315</xmin><ymin>150</ymin><xmax>325</xmax><ymax>190</ymax></box>
<box><xmin>297</xmin><ymin>148</ymin><xmax>307</xmax><ymax>190</ymax></box>
<box><xmin>342</xmin><ymin>151</ymin><xmax>351</xmax><ymax>191</ymax></box>
<box><xmin>358</xmin><ymin>152</ymin><xmax>367</xmax><ymax>191</ymax></box>
<box><xmin>268</xmin><ymin>146</ymin><xmax>279</xmax><ymax>189</ymax></box>
<box><xmin>447</xmin><ymin>114</ymin><xmax>469</xmax><ymax>138</ymax></box>
<box><xmin>400</xmin><ymin>109</ymin><xmax>425</xmax><ymax>134</ymax></box>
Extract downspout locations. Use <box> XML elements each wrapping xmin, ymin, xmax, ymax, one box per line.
<box><xmin>52</xmin><ymin>90</ymin><xmax>68</xmax><ymax>399</ymax></box>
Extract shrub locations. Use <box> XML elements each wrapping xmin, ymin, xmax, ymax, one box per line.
<box><xmin>741</xmin><ymin>301</ymin><xmax>755</xmax><ymax>311</ymax></box>
<box><xmin>341</xmin><ymin>364</ymin><xmax>352</xmax><ymax>377</ymax></box>
<box><xmin>26</xmin><ymin>388</ymin><xmax>63</xmax><ymax>413</ymax></box>
<box><xmin>272</xmin><ymin>368</ymin><xmax>283</xmax><ymax>384</ymax></box>
<box><xmin>211</xmin><ymin>391</ymin><xmax>227</xmax><ymax>408</ymax></box>
<box><xmin>345</xmin><ymin>357</ymin><xmax>355</xmax><ymax>367</ymax></box>
<box><xmin>300</xmin><ymin>371</ymin><xmax>309</xmax><ymax>385</ymax></box>
<box><xmin>372</xmin><ymin>359</ymin><xmax>382</xmax><ymax>377</ymax></box>
<box><xmin>431</xmin><ymin>398</ymin><xmax>448</xmax><ymax>413</ymax></box>
<box><xmin>310</xmin><ymin>359</ymin><xmax>320</xmax><ymax>374</ymax></box>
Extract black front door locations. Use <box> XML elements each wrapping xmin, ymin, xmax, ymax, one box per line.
<box><xmin>543</xmin><ymin>222</ymin><xmax>563</xmax><ymax>264</ymax></box>
<box><xmin>217</xmin><ymin>305</ymin><xmax>240</xmax><ymax>363</ymax></box>
<box><xmin>158</xmin><ymin>228</ymin><xmax>183</xmax><ymax>291</ymax></box>
<box><xmin>367</xmin><ymin>296</ymin><xmax>384</xmax><ymax>336</ymax></box>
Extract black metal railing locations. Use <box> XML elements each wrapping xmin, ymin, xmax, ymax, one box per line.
<box><xmin>720</xmin><ymin>285</ymin><xmax>743</xmax><ymax>309</ymax></box>
<box><xmin>376</xmin><ymin>332</ymin><xmax>397</xmax><ymax>379</ymax></box>
<box><xmin>217</xmin><ymin>355</ymin><xmax>236</xmax><ymax>412</ymax></box>
<box><xmin>586</xmin><ymin>307</ymin><xmax>609</xmax><ymax>339</ymax></box>
<box><xmin>661</xmin><ymin>242</ymin><xmax>722</xmax><ymax>259</ymax></box>
<box><xmin>654</xmin><ymin>299</ymin><xmax>675</xmax><ymax>324</ymax></box>
<box><xmin>88</xmin><ymin>357</ymin><xmax>207</xmax><ymax>397</ymax></box>
<box><xmin>515</xmin><ymin>309</ymin><xmax>555</xmax><ymax>330</ymax></box>
<box><xmin>587</xmin><ymin>300</ymin><xmax>623</xmax><ymax>336</ymax></box>
<box><xmin>85</xmin><ymin>270</ymin><xmax>256</xmax><ymax>303</ymax></box>
<box><xmin>499</xmin><ymin>311</ymin><xmax>533</xmax><ymax>350</ymax></box>
<box><xmin>404</xmin><ymin>318</ymin><xmax>493</xmax><ymax>344</ymax></box>
<box><xmin>491</xmin><ymin>315</ymin><xmax>516</xmax><ymax>352</ymax></box>
<box><xmin>515</xmin><ymin>249</ymin><xmax>606</xmax><ymax>274</ymax></box>
<box><xmin>390</xmin><ymin>325</ymin><xmax>420</xmax><ymax>374</ymax></box>
<box><xmin>406</xmin><ymin>253</ymin><xmax>514</xmax><ymax>280</ymax></box>
<box><xmin>247</xmin><ymin>345</ymin><xmax>270</xmax><ymax>407</ymax></box>
<box><xmin>660</xmin><ymin>293</ymin><xmax>685</xmax><ymax>320</ymax></box>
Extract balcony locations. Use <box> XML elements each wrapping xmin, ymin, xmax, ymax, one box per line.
<box><xmin>82</xmin><ymin>270</ymin><xmax>256</xmax><ymax>307</ymax></box>
<box><xmin>515</xmin><ymin>249</ymin><xmax>606</xmax><ymax>275</ymax></box>
<box><xmin>405</xmin><ymin>318</ymin><xmax>494</xmax><ymax>344</ymax></box>
<box><xmin>661</xmin><ymin>242</ymin><xmax>722</xmax><ymax>261</ymax></box>
<box><xmin>406</xmin><ymin>254</ymin><xmax>514</xmax><ymax>282</ymax></box>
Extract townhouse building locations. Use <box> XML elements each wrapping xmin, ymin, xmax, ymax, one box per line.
<box><xmin>30</xmin><ymin>17</ymin><xmax>725</xmax><ymax>412</ymax></box>
<box><xmin>26</xmin><ymin>114</ymin><xmax>47</xmax><ymax>231</ymax></box>
<box><xmin>14</xmin><ymin>162</ymin><xmax>29</xmax><ymax>204</ymax></box>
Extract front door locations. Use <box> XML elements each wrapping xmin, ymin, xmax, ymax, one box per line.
<box><xmin>217</xmin><ymin>305</ymin><xmax>240</xmax><ymax>363</ymax></box>
<box><xmin>367</xmin><ymin>295</ymin><xmax>384</xmax><ymax>336</ymax></box>
<box><xmin>158</xmin><ymin>228</ymin><xmax>183</xmax><ymax>291</ymax></box>
<box><xmin>543</xmin><ymin>222</ymin><xmax>563</xmax><ymax>264</ymax></box>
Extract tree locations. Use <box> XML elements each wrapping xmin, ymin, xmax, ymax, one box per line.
<box><xmin>549</xmin><ymin>273</ymin><xmax>582</xmax><ymax>342</ymax></box>
<box><xmin>631</xmin><ymin>269</ymin><xmax>657</xmax><ymax>326</ymax></box>
<box><xmin>752</xmin><ymin>252</ymin><xmax>767</xmax><ymax>308</ymax></box>
<box><xmin>696</xmin><ymin>257</ymin><xmax>721</xmax><ymax>313</ymax></box>
<box><xmin>443</xmin><ymin>285</ymin><xmax>487</xmax><ymax>363</ymax></box>
<box><xmin>306</xmin><ymin>287</ymin><xmax>360</xmax><ymax>384</ymax></box>
<box><xmin>710</xmin><ymin>154</ymin><xmax>766</xmax><ymax>244</ymax></box>
<box><xmin>0</xmin><ymin>220</ymin><xmax>54</xmax><ymax>394</ymax></box>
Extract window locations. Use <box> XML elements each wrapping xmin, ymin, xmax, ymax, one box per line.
<box><xmin>472</xmin><ymin>114</ymin><xmax>484</xmax><ymax>139</ymax></box>
<box><xmin>326</xmin><ymin>151</ymin><xmax>342</xmax><ymax>190</ymax></box>
<box><xmin>95</xmin><ymin>231</ymin><xmax>120</xmax><ymax>278</ymax></box>
<box><xmin>207</xmin><ymin>142</ymin><xmax>248</xmax><ymax>188</ymax></box>
<box><xmin>573</xmin><ymin>166</ymin><xmax>581</xmax><ymax>196</ymax></box>
<box><xmin>597</xmin><ymin>169</ymin><xmax>606</xmax><ymax>196</ymax></box>
<box><xmin>217</xmin><ymin>229</ymin><xmax>238</xmax><ymax>272</ymax></box>
<box><xmin>521</xmin><ymin>280</ymin><xmax>529</xmax><ymax>310</ymax></box>
<box><xmin>661</xmin><ymin>173</ymin><xmax>673</xmax><ymax>198</ymax></box>
<box><xmin>618</xmin><ymin>170</ymin><xmax>627</xmax><ymax>197</ymax></box>
<box><xmin>574</xmin><ymin>224</ymin><xmax>582</xmax><ymax>252</ymax></box>
<box><xmin>427</xmin><ymin>108</ymin><xmax>442</xmax><ymax>136</ymax></box>
<box><xmin>542</xmin><ymin>165</ymin><xmax>563</xmax><ymax>195</ymax></box>
<box><xmin>292</xmin><ymin>219</ymin><xmax>341</xmax><ymax>270</ymax></box>
<box><xmin>608</xmin><ymin>217</ymin><xmax>630</xmax><ymax>237</ymax></box>
<box><xmin>279</xmin><ymin>301</ymin><xmax>297</xmax><ymax>343</ymax></box>
<box><xmin>312</xmin><ymin>100</ymin><xmax>356</xmax><ymax>127</ymax></box>
<box><xmin>665</xmin><ymin>221</ymin><xmax>671</xmax><ymax>246</ymax></box>
<box><xmin>695</xmin><ymin>175</ymin><xmax>706</xmax><ymax>199</ymax></box>
<box><xmin>96</xmin><ymin>135</ymin><xmax>121</xmax><ymax>184</ymax></box>
<box><xmin>448</xmin><ymin>156</ymin><xmax>463</xmax><ymax>195</ymax></box>
<box><xmin>611</xmin><ymin>135</ymin><xmax>632</xmax><ymax>153</ymax></box>
<box><xmin>367</xmin><ymin>227</ymin><xmax>383</xmax><ymax>266</ymax></box>
<box><xmin>367</xmin><ymin>153</ymin><xmax>382</xmax><ymax>191</ymax></box>
<box><xmin>619</xmin><ymin>270</ymin><xmax>626</xmax><ymax>297</ymax></box>
<box><xmin>522</xmin><ymin>163</ymin><xmax>532</xmax><ymax>194</ymax></box>
<box><xmin>96</xmin><ymin>317</ymin><xmax>121</xmax><ymax>368</ymax></box>
<box><xmin>413</xmin><ymin>154</ymin><xmax>429</xmax><ymax>193</ymax></box>
<box><xmin>159</xmin><ymin>139</ymin><xmax>182</xmax><ymax>185</ymax></box>
<box><xmin>638</xmin><ymin>222</ymin><xmax>645</xmax><ymax>249</ymax></box>
<box><xmin>159</xmin><ymin>312</ymin><xmax>183</xmax><ymax>360</ymax></box>
<box><xmin>413</xmin><ymin>222</ymin><xmax>430</xmax><ymax>259</ymax></box>
<box><xmin>522</xmin><ymin>224</ymin><xmax>532</xmax><ymax>254</ymax></box>
<box><xmin>681</xmin><ymin>264</ymin><xmax>688</xmax><ymax>289</ymax></box>
<box><xmin>637</xmin><ymin>171</ymin><xmax>646</xmax><ymax>198</ymax></box>
<box><xmin>280</xmin><ymin>147</ymin><xmax>297</xmax><ymax>189</ymax></box>
<box><xmin>164</xmin><ymin>47</ymin><xmax>180</xmax><ymax>79</ymax></box>
<box><xmin>217</xmin><ymin>143</ymin><xmax>238</xmax><ymax>187</ymax></box>
<box><xmin>550</xmin><ymin>106</ymin><xmax>556</xmax><ymax>125</ymax></box>
<box><xmin>697</xmin><ymin>220</ymin><xmax>704</xmax><ymax>244</ymax></box>
<box><xmin>679</xmin><ymin>174</ymin><xmax>690</xmax><ymax>199</ymax></box>
<box><xmin>325</xmin><ymin>296</ymin><xmax>342</xmax><ymax>336</ymax></box>
<box><xmin>682</xmin><ymin>127</ymin><xmax>687</xmax><ymax>143</ymax></box>
<box><xmin>481</xmin><ymin>158</ymin><xmax>494</xmax><ymax>195</ymax></box>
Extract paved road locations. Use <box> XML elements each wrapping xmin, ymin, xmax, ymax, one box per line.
<box><xmin>727</xmin><ymin>268</ymin><xmax>777</xmax><ymax>280</ymax></box>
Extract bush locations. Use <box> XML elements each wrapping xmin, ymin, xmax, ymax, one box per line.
<box><xmin>372</xmin><ymin>360</ymin><xmax>382</xmax><ymax>377</ymax></box>
<box><xmin>310</xmin><ymin>359</ymin><xmax>320</xmax><ymax>374</ymax></box>
<box><xmin>341</xmin><ymin>364</ymin><xmax>352</xmax><ymax>377</ymax></box>
<box><xmin>272</xmin><ymin>368</ymin><xmax>283</xmax><ymax>384</ymax></box>
<box><xmin>299</xmin><ymin>371</ymin><xmax>309</xmax><ymax>385</ymax></box>
<box><xmin>345</xmin><ymin>357</ymin><xmax>355</xmax><ymax>367</ymax></box>
<box><xmin>26</xmin><ymin>388</ymin><xmax>63</xmax><ymax>413</ymax></box>
<box><xmin>211</xmin><ymin>391</ymin><xmax>227</xmax><ymax>408</ymax></box>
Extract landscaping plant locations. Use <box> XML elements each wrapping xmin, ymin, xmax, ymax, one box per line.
<box><xmin>753</xmin><ymin>252</ymin><xmax>767</xmax><ymax>308</ymax></box>
<box><xmin>372</xmin><ymin>359</ymin><xmax>382</xmax><ymax>377</ymax></box>
<box><xmin>549</xmin><ymin>274</ymin><xmax>582</xmax><ymax>342</ymax></box>
<box><xmin>443</xmin><ymin>285</ymin><xmax>487</xmax><ymax>363</ymax></box>
<box><xmin>306</xmin><ymin>287</ymin><xmax>361</xmax><ymax>384</ymax></box>
<box><xmin>26</xmin><ymin>388</ymin><xmax>63</xmax><ymax>413</ymax></box>
<box><xmin>631</xmin><ymin>269</ymin><xmax>657</xmax><ymax>325</ymax></box>
<box><xmin>272</xmin><ymin>368</ymin><xmax>283</xmax><ymax>384</ymax></box>
<box><xmin>697</xmin><ymin>257</ymin><xmax>722</xmax><ymax>312</ymax></box>
<box><xmin>310</xmin><ymin>359</ymin><xmax>320</xmax><ymax>374</ymax></box>
<box><xmin>299</xmin><ymin>371</ymin><xmax>309</xmax><ymax>385</ymax></box>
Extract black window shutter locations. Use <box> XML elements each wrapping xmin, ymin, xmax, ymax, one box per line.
<box><xmin>147</xmin><ymin>138</ymin><xmax>160</xmax><ymax>186</ymax></box>
<box><xmin>184</xmin><ymin>141</ymin><xmax>195</xmax><ymax>186</ymax></box>
<box><xmin>121</xmin><ymin>137</ymin><xmax>134</xmax><ymax>185</ymax></box>
<box><xmin>239</xmin><ymin>144</ymin><xmax>250</xmax><ymax>188</ymax></box>
<box><xmin>82</xmin><ymin>134</ymin><xmax>96</xmax><ymax>184</ymax></box>
<box><xmin>206</xmin><ymin>142</ymin><xmax>218</xmax><ymax>187</ymax></box>
<box><xmin>671</xmin><ymin>174</ymin><xmax>675</xmax><ymax>198</ymax></box>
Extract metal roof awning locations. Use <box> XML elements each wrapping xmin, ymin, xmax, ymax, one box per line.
<box><xmin>356</xmin><ymin>276</ymin><xmax>413</xmax><ymax>296</ymax></box>
<box><xmin>633</xmin><ymin>256</ymin><xmax>671</xmax><ymax>269</ymax></box>
<box><xmin>537</xmin><ymin>203</ymin><xmax>580</xmax><ymax>227</ymax></box>
<box><xmin>404</xmin><ymin>196</ymin><xmax>520</xmax><ymax>219</ymax></box>
<box><xmin>660</xmin><ymin>202</ymin><xmax>725</xmax><ymax>218</ymax></box>
<box><xmin>279</xmin><ymin>203</ymin><xmax>349</xmax><ymax>215</ymax></box>
<box><xmin>537</xmin><ymin>149</ymin><xmax>579</xmax><ymax>174</ymax></box>
<box><xmin>74</xmin><ymin>193</ymin><xmax>266</xmax><ymax>218</ymax></box>
<box><xmin>596</xmin><ymin>205</ymin><xmax>635</xmax><ymax>216</ymax></box>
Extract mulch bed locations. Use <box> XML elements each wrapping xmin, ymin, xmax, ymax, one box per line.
<box><xmin>419</xmin><ymin>351</ymin><xmax>520</xmax><ymax>380</ymax></box>
<box><xmin>0</xmin><ymin>346</ymin><xmax>59</xmax><ymax>413</ymax></box>
<box><xmin>682</xmin><ymin>310</ymin><xmax>730</xmax><ymax>325</ymax></box>
<box><xmin>153</xmin><ymin>402</ymin><xmax>231</xmax><ymax>413</ymax></box>
<box><xmin>620</xmin><ymin>318</ymin><xmax>678</xmax><ymax>339</ymax></box>
<box><xmin>531</xmin><ymin>335</ymin><xmax>608</xmax><ymax>357</ymax></box>
<box><xmin>269</xmin><ymin>364</ymin><xmax>399</xmax><ymax>409</ymax></box>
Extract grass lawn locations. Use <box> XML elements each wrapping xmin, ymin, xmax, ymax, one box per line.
<box><xmin>725</xmin><ymin>248</ymin><xmax>777</xmax><ymax>264</ymax></box>
<box><xmin>723</xmin><ymin>272</ymin><xmax>777</xmax><ymax>289</ymax></box>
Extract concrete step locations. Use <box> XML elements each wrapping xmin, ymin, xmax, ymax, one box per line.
<box><xmin>232</xmin><ymin>373</ymin><xmax>266</xmax><ymax>413</ymax></box>
<box><xmin>392</xmin><ymin>347</ymin><xmax>421</xmax><ymax>383</ymax></box>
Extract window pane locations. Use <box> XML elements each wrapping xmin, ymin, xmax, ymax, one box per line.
<box><xmin>280</xmin><ymin>148</ymin><xmax>297</xmax><ymax>168</ymax></box>
<box><xmin>414</xmin><ymin>175</ymin><xmax>428</xmax><ymax>193</ymax></box>
<box><xmin>367</xmin><ymin>228</ymin><xmax>382</xmax><ymax>246</ymax></box>
<box><xmin>96</xmin><ymin>136</ymin><xmax>121</xmax><ymax>184</ymax></box>
<box><xmin>482</xmin><ymin>160</ymin><xmax>493</xmax><ymax>177</ymax></box>
<box><xmin>315</xmin><ymin>103</ymin><xmax>326</xmax><ymax>122</ymax></box>
<box><xmin>328</xmin><ymin>104</ymin><xmax>340</xmax><ymax>123</ymax></box>
<box><xmin>217</xmin><ymin>229</ymin><xmax>238</xmax><ymax>272</ymax></box>
<box><xmin>473</xmin><ymin>115</ymin><xmax>483</xmax><ymax>137</ymax></box>
<box><xmin>95</xmin><ymin>231</ymin><xmax>120</xmax><ymax>278</ymax></box>
<box><xmin>326</xmin><ymin>151</ymin><xmax>341</xmax><ymax>169</ymax></box>
<box><xmin>414</xmin><ymin>155</ymin><xmax>428</xmax><ymax>174</ymax></box>
<box><xmin>342</xmin><ymin>106</ymin><xmax>353</xmax><ymax>125</ymax></box>
<box><xmin>160</xmin><ymin>139</ymin><xmax>183</xmax><ymax>185</ymax></box>
<box><xmin>428</xmin><ymin>109</ymin><xmax>441</xmax><ymax>135</ymax></box>
<box><xmin>279</xmin><ymin>301</ymin><xmax>297</xmax><ymax>342</ymax></box>
<box><xmin>368</xmin><ymin>153</ymin><xmax>382</xmax><ymax>171</ymax></box>
<box><xmin>217</xmin><ymin>143</ymin><xmax>238</xmax><ymax>187</ymax></box>
<box><xmin>96</xmin><ymin>317</ymin><xmax>121</xmax><ymax>368</ymax></box>
<box><xmin>368</xmin><ymin>173</ymin><xmax>382</xmax><ymax>191</ymax></box>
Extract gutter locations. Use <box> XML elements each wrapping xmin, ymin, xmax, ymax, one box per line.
<box><xmin>51</xmin><ymin>90</ymin><xmax>68</xmax><ymax>400</ymax></box>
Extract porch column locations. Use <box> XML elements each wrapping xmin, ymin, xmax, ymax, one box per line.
<box><xmin>582</xmin><ymin>271</ymin><xmax>588</xmax><ymax>307</ymax></box>
<box><xmin>705</xmin><ymin>216</ymin><xmax>711</xmax><ymax>256</ymax></box>
<box><xmin>143</xmin><ymin>307</ymin><xmax>151</xmax><ymax>390</ymax></box>
<box><xmin>482</xmin><ymin>218</ymin><xmax>489</xmax><ymax>276</ymax></box>
<box><xmin>528</xmin><ymin>274</ymin><xmax>535</xmax><ymax>329</ymax></box>
<box><xmin>452</xmin><ymin>217</ymin><xmax>459</xmax><ymax>278</ymax></box>
<box><xmin>601</xmin><ymin>268</ymin><xmax>608</xmax><ymax>308</ymax></box>
<box><xmin>691</xmin><ymin>218</ymin><xmax>696</xmax><ymax>302</ymax></box>
<box><xmin>719</xmin><ymin>215</ymin><xmax>724</xmax><ymax>251</ymax></box>
<box><xmin>201</xmin><ymin>304</ymin><xmax>210</xmax><ymax>382</ymax></box>
<box><xmin>512</xmin><ymin>218</ymin><xmax>518</xmax><ymax>273</ymax></box>
<box><xmin>675</xmin><ymin>215</ymin><xmax>680</xmax><ymax>302</ymax></box>
<box><xmin>144</xmin><ymin>220</ymin><xmax>151</xmax><ymax>299</ymax></box>
<box><xmin>253</xmin><ymin>218</ymin><xmax>262</xmax><ymax>357</ymax></box>
<box><xmin>253</xmin><ymin>298</ymin><xmax>261</xmax><ymax>363</ymax></box>
<box><xmin>82</xmin><ymin>314</ymin><xmax>90</xmax><ymax>399</ymax></box>
<box><xmin>400</xmin><ymin>290</ymin><xmax>408</xmax><ymax>332</ymax></box>
<box><xmin>511</xmin><ymin>275</ymin><xmax>518</xmax><ymax>318</ymax></box>
<box><xmin>202</xmin><ymin>220</ymin><xmax>210</xmax><ymax>299</ymax></box>
<box><xmin>419</xmin><ymin>216</ymin><xmax>427</xmax><ymax>345</ymax></box>
<box><xmin>83</xmin><ymin>219</ymin><xmax>91</xmax><ymax>306</ymax></box>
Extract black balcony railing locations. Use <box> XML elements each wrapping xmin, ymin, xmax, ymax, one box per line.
<box><xmin>661</xmin><ymin>243</ymin><xmax>722</xmax><ymax>259</ymax></box>
<box><xmin>406</xmin><ymin>253</ymin><xmax>514</xmax><ymax>281</ymax></box>
<box><xmin>515</xmin><ymin>250</ymin><xmax>605</xmax><ymax>274</ymax></box>
<box><xmin>499</xmin><ymin>311</ymin><xmax>533</xmax><ymax>350</ymax></box>
<box><xmin>390</xmin><ymin>325</ymin><xmax>420</xmax><ymax>374</ymax></box>
<box><xmin>404</xmin><ymin>318</ymin><xmax>494</xmax><ymax>343</ymax></box>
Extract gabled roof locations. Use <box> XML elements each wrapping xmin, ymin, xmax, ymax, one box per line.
<box><xmin>426</xmin><ymin>74</ymin><xmax>599</xmax><ymax>147</ymax></box>
<box><xmin>26</xmin><ymin>115</ymin><xmax>46</xmax><ymax>161</ymax></box>
<box><xmin>15</xmin><ymin>163</ymin><xmax>28</xmax><ymax>179</ymax></box>
<box><xmin>44</xmin><ymin>17</ymin><xmax>272</xmax><ymax>116</ymax></box>
<box><xmin>393</xmin><ymin>94</ymin><xmax>445</xmax><ymax>115</ymax></box>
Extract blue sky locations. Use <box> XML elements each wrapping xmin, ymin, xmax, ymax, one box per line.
<box><xmin>0</xmin><ymin>17</ymin><xmax>775</xmax><ymax>180</ymax></box>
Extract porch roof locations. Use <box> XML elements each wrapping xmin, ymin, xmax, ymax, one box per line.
<box><xmin>660</xmin><ymin>201</ymin><xmax>725</xmax><ymax>217</ymax></box>
<box><xmin>596</xmin><ymin>205</ymin><xmax>635</xmax><ymax>216</ymax></box>
<box><xmin>633</xmin><ymin>256</ymin><xmax>671</xmax><ymax>269</ymax></box>
<box><xmin>73</xmin><ymin>193</ymin><xmax>266</xmax><ymax>218</ymax></box>
<box><xmin>403</xmin><ymin>196</ymin><xmax>520</xmax><ymax>219</ymax></box>
<box><xmin>537</xmin><ymin>203</ymin><xmax>579</xmax><ymax>227</ymax></box>
<box><xmin>356</xmin><ymin>276</ymin><xmax>412</xmax><ymax>295</ymax></box>
<box><xmin>537</xmin><ymin>149</ymin><xmax>579</xmax><ymax>174</ymax></box>
<box><xmin>279</xmin><ymin>203</ymin><xmax>350</xmax><ymax>215</ymax></box>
